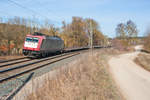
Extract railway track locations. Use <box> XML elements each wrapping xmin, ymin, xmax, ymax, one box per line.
<box><xmin>0</xmin><ymin>58</ymin><xmax>34</xmax><ymax>68</ymax></box>
<box><xmin>0</xmin><ymin>57</ymin><xmax>28</xmax><ymax>64</ymax></box>
<box><xmin>0</xmin><ymin>47</ymin><xmax>89</xmax><ymax>67</ymax></box>
<box><xmin>0</xmin><ymin>52</ymin><xmax>80</xmax><ymax>83</ymax></box>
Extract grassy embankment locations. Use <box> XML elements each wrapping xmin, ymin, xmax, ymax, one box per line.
<box><xmin>0</xmin><ymin>56</ymin><xmax>24</xmax><ymax>60</ymax></box>
<box><xmin>20</xmin><ymin>49</ymin><xmax>124</xmax><ymax>100</ymax></box>
<box><xmin>135</xmin><ymin>53</ymin><xmax>150</xmax><ymax>72</ymax></box>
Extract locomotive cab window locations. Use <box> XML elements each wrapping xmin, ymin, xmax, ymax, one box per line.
<box><xmin>26</xmin><ymin>37</ymin><xmax>32</xmax><ymax>42</ymax></box>
<box><xmin>26</xmin><ymin>37</ymin><xmax>39</xmax><ymax>43</ymax></box>
<box><xmin>33</xmin><ymin>38</ymin><xmax>39</xmax><ymax>43</ymax></box>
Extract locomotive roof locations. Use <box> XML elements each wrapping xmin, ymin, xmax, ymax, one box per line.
<box><xmin>45</xmin><ymin>36</ymin><xmax>62</xmax><ymax>40</ymax></box>
<box><xmin>31</xmin><ymin>32</ymin><xmax>62</xmax><ymax>40</ymax></box>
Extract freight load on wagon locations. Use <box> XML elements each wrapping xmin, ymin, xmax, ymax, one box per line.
<box><xmin>23</xmin><ymin>32</ymin><xmax>64</xmax><ymax>58</ymax></box>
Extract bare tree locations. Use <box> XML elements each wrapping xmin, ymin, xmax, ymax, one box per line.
<box><xmin>116</xmin><ymin>23</ymin><xmax>126</xmax><ymax>38</ymax></box>
<box><xmin>126</xmin><ymin>20</ymin><xmax>138</xmax><ymax>37</ymax></box>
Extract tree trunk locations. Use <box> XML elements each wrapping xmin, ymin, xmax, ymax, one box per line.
<box><xmin>7</xmin><ymin>40</ymin><xmax>11</xmax><ymax>55</ymax></box>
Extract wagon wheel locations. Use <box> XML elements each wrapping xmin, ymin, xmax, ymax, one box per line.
<box><xmin>42</xmin><ymin>53</ymin><xmax>46</xmax><ymax>58</ymax></box>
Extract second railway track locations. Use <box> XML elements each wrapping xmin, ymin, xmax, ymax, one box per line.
<box><xmin>0</xmin><ymin>58</ymin><xmax>34</xmax><ymax>68</ymax></box>
<box><xmin>0</xmin><ymin>52</ymin><xmax>81</xmax><ymax>83</ymax></box>
<box><xmin>0</xmin><ymin>57</ymin><xmax>28</xmax><ymax>64</ymax></box>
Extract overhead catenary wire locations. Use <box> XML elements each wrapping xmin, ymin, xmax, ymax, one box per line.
<box><xmin>0</xmin><ymin>11</ymin><xmax>15</xmax><ymax>23</ymax></box>
<box><xmin>6</xmin><ymin>0</ymin><xmax>60</xmax><ymax>24</ymax></box>
<box><xmin>0</xmin><ymin>9</ymin><xmax>14</xmax><ymax>22</ymax></box>
<box><xmin>31</xmin><ymin>0</ymin><xmax>65</xmax><ymax>21</ymax></box>
<box><xmin>0</xmin><ymin>10</ymin><xmax>12</xmax><ymax>16</ymax></box>
<box><xmin>7</xmin><ymin>0</ymin><xmax>46</xmax><ymax>18</ymax></box>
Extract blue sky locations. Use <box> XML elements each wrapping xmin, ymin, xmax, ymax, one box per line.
<box><xmin>0</xmin><ymin>0</ymin><xmax>150</xmax><ymax>37</ymax></box>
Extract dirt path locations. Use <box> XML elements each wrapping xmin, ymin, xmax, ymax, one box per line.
<box><xmin>109</xmin><ymin>46</ymin><xmax>150</xmax><ymax>100</ymax></box>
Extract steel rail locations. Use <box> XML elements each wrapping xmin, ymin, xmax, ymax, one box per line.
<box><xmin>0</xmin><ymin>57</ymin><xmax>28</xmax><ymax>64</ymax></box>
<box><xmin>0</xmin><ymin>59</ymin><xmax>32</xmax><ymax>68</ymax></box>
<box><xmin>0</xmin><ymin>52</ymin><xmax>73</xmax><ymax>73</ymax></box>
<box><xmin>0</xmin><ymin>53</ymin><xmax>80</xmax><ymax>83</ymax></box>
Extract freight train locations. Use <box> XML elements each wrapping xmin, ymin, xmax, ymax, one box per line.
<box><xmin>23</xmin><ymin>32</ymin><xmax>64</xmax><ymax>57</ymax></box>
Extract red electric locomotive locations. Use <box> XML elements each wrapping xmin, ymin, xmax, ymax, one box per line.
<box><xmin>23</xmin><ymin>32</ymin><xmax>64</xmax><ymax>57</ymax></box>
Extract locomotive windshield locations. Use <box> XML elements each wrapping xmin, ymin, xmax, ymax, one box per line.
<box><xmin>26</xmin><ymin>37</ymin><xmax>39</xmax><ymax>43</ymax></box>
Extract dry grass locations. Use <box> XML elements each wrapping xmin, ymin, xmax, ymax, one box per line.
<box><xmin>0</xmin><ymin>55</ymin><xmax>24</xmax><ymax>60</ymax></box>
<box><xmin>135</xmin><ymin>53</ymin><xmax>150</xmax><ymax>72</ymax></box>
<box><xmin>16</xmin><ymin>49</ymin><xmax>124</xmax><ymax>100</ymax></box>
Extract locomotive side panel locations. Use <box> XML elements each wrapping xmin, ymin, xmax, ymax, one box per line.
<box><xmin>40</xmin><ymin>39</ymin><xmax>55</xmax><ymax>53</ymax></box>
<box><xmin>40</xmin><ymin>38</ymin><xmax>64</xmax><ymax>53</ymax></box>
<box><xmin>58</xmin><ymin>40</ymin><xmax>64</xmax><ymax>51</ymax></box>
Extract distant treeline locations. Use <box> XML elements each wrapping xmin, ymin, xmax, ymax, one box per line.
<box><xmin>0</xmin><ymin>17</ymin><xmax>108</xmax><ymax>55</ymax></box>
<box><xmin>144</xmin><ymin>29</ymin><xmax>150</xmax><ymax>52</ymax></box>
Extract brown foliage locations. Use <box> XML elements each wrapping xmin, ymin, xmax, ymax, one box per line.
<box><xmin>112</xmin><ymin>39</ymin><xmax>131</xmax><ymax>51</ymax></box>
<box><xmin>0</xmin><ymin>21</ymin><xmax>30</xmax><ymax>55</ymax></box>
<box><xmin>61</xmin><ymin>17</ymin><xmax>106</xmax><ymax>48</ymax></box>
